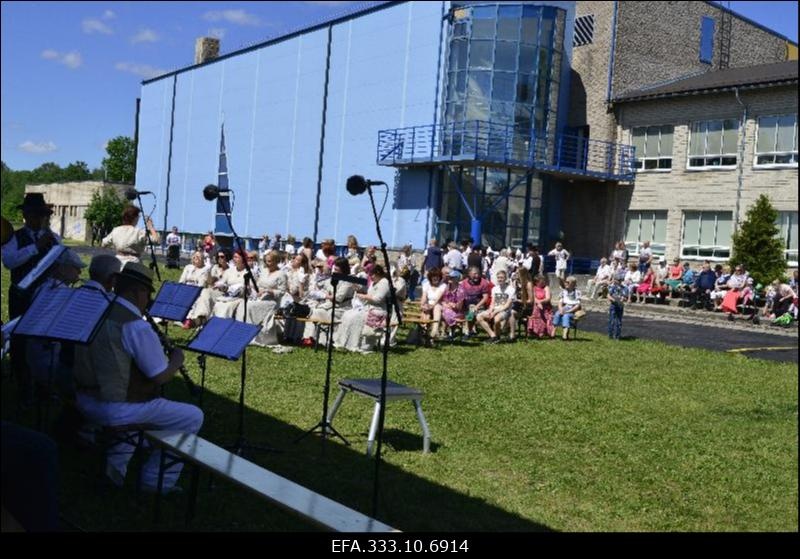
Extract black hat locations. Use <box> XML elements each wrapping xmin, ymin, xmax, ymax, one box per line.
<box><xmin>17</xmin><ymin>193</ymin><xmax>54</xmax><ymax>214</ymax></box>
<box><xmin>115</xmin><ymin>261</ymin><xmax>155</xmax><ymax>292</ymax></box>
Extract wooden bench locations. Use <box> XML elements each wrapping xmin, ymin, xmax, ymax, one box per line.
<box><xmin>400</xmin><ymin>316</ymin><xmax>435</xmax><ymax>346</ymax></box>
<box><xmin>294</xmin><ymin>316</ymin><xmax>339</xmax><ymax>351</ymax></box>
<box><xmin>144</xmin><ymin>430</ymin><xmax>398</xmax><ymax>532</ymax></box>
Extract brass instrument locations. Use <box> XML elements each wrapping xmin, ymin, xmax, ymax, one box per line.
<box><xmin>143</xmin><ymin>313</ymin><xmax>201</xmax><ymax>397</ymax></box>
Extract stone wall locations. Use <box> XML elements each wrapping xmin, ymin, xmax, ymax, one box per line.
<box><xmin>25</xmin><ymin>181</ymin><xmax>129</xmax><ymax>242</ymax></box>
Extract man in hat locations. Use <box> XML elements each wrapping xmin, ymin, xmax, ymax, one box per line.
<box><xmin>2</xmin><ymin>193</ymin><xmax>61</xmax><ymax>319</ymax></box>
<box><xmin>73</xmin><ymin>262</ymin><xmax>203</xmax><ymax>494</ymax></box>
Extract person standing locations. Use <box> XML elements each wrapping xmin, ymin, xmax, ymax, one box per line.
<box><xmin>102</xmin><ymin>205</ymin><xmax>160</xmax><ymax>265</ymax></box>
<box><xmin>422</xmin><ymin>238</ymin><xmax>443</xmax><ymax>276</ymax></box>
<box><xmin>637</xmin><ymin>241</ymin><xmax>653</xmax><ymax>275</ymax></box>
<box><xmin>548</xmin><ymin>242</ymin><xmax>570</xmax><ymax>281</ymax></box>
<box><xmin>165</xmin><ymin>226</ymin><xmax>182</xmax><ymax>269</ymax></box>
<box><xmin>607</xmin><ymin>276</ymin><xmax>628</xmax><ymax>340</ymax></box>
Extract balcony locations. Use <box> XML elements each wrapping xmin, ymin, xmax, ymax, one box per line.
<box><xmin>377</xmin><ymin>120</ymin><xmax>636</xmax><ymax>182</ymax></box>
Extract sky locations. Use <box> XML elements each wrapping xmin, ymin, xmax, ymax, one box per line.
<box><xmin>1</xmin><ymin>1</ymin><xmax>797</xmax><ymax>172</ymax></box>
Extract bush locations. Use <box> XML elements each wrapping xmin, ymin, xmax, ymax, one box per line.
<box><xmin>730</xmin><ymin>194</ymin><xmax>787</xmax><ymax>285</ymax></box>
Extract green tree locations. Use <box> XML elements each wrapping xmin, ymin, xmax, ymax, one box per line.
<box><xmin>102</xmin><ymin>136</ymin><xmax>135</xmax><ymax>183</ymax></box>
<box><xmin>1</xmin><ymin>161</ymin><xmax>30</xmax><ymax>224</ymax></box>
<box><xmin>730</xmin><ymin>194</ymin><xmax>787</xmax><ymax>285</ymax></box>
<box><xmin>62</xmin><ymin>161</ymin><xmax>91</xmax><ymax>182</ymax></box>
<box><xmin>84</xmin><ymin>186</ymin><xmax>126</xmax><ymax>236</ymax></box>
<box><xmin>29</xmin><ymin>161</ymin><xmax>63</xmax><ymax>184</ymax></box>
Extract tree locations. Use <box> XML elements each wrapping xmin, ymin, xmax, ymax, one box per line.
<box><xmin>62</xmin><ymin>161</ymin><xmax>91</xmax><ymax>182</ymax></box>
<box><xmin>1</xmin><ymin>161</ymin><xmax>30</xmax><ymax>224</ymax></box>
<box><xmin>102</xmin><ymin>136</ymin><xmax>135</xmax><ymax>183</ymax></box>
<box><xmin>730</xmin><ymin>194</ymin><xmax>787</xmax><ymax>285</ymax></box>
<box><xmin>84</xmin><ymin>186</ymin><xmax>126</xmax><ymax>236</ymax></box>
<box><xmin>29</xmin><ymin>162</ymin><xmax>63</xmax><ymax>184</ymax></box>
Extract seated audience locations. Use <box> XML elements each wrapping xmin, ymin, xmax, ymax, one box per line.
<box><xmin>476</xmin><ymin>269</ymin><xmax>516</xmax><ymax>344</ymax></box>
<box><xmin>552</xmin><ymin>276</ymin><xmax>582</xmax><ymax>340</ymax></box>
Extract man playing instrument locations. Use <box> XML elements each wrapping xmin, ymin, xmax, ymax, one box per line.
<box><xmin>73</xmin><ymin>262</ymin><xmax>203</xmax><ymax>493</ymax></box>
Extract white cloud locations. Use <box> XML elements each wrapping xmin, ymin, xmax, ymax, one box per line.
<box><xmin>41</xmin><ymin>49</ymin><xmax>82</xmax><ymax>69</ymax></box>
<box><xmin>114</xmin><ymin>61</ymin><xmax>168</xmax><ymax>79</ymax></box>
<box><xmin>19</xmin><ymin>141</ymin><xmax>57</xmax><ymax>154</ymax></box>
<box><xmin>209</xmin><ymin>27</ymin><xmax>226</xmax><ymax>39</ymax></box>
<box><xmin>131</xmin><ymin>28</ymin><xmax>159</xmax><ymax>44</ymax></box>
<box><xmin>102</xmin><ymin>9</ymin><xmax>116</xmax><ymax>20</ymax></box>
<box><xmin>82</xmin><ymin>18</ymin><xmax>113</xmax><ymax>35</ymax></box>
<box><xmin>203</xmin><ymin>9</ymin><xmax>261</xmax><ymax>26</ymax></box>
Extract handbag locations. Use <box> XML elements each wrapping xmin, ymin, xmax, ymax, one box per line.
<box><xmin>286</xmin><ymin>302</ymin><xmax>311</xmax><ymax>318</ymax></box>
<box><xmin>574</xmin><ymin>309</ymin><xmax>587</xmax><ymax>320</ymax></box>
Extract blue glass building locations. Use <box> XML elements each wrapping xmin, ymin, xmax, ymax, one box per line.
<box><xmin>135</xmin><ymin>1</ymin><xmax>634</xmax><ymax>251</ymax></box>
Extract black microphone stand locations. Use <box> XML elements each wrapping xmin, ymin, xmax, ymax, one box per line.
<box><xmin>294</xmin><ymin>275</ymin><xmax>351</xmax><ymax>453</ymax></box>
<box><xmin>217</xmin><ymin>190</ymin><xmax>277</xmax><ymax>456</ymax></box>
<box><xmin>132</xmin><ymin>192</ymin><xmax>161</xmax><ymax>282</ymax></box>
<box><xmin>364</xmin><ymin>184</ymin><xmax>401</xmax><ymax>519</ymax></box>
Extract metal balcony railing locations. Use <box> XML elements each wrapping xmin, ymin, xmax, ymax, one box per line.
<box><xmin>377</xmin><ymin>120</ymin><xmax>636</xmax><ymax>182</ymax></box>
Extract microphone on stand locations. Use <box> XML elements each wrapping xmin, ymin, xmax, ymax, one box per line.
<box><xmin>124</xmin><ymin>189</ymin><xmax>154</xmax><ymax>200</ymax></box>
<box><xmin>346</xmin><ymin>175</ymin><xmax>387</xmax><ymax>196</ymax></box>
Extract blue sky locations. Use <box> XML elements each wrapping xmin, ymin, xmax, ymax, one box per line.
<box><xmin>1</xmin><ymin>1</ymin><xmax>797</xmax><ymax>172</ymax></box>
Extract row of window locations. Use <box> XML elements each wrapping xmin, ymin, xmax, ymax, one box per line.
<box><xmin>630</xmin><ymin>114</ymin><xmax>798</xmax><ymax>171</ymax></box>
<box><xmin>625</xmin><ymin>210</ymin><xmax>798</xmax><ymax>265</ymax></box>
<box><xmin>53</xmin><ymin>205</ymin><xmax>82</xmax><ymax>218</ymax></box>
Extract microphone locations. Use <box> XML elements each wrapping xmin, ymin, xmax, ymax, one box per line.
<box><xmin>124</xmin><ymin>189</ymin><xmax>154</xmax><ymax>200</ymax></box>
<box><xmin>203</xmin><ymin>184</ymin><xmax>220</xmax><ymax>201</ymax></box>
<box><xmin>346</xmin><ymin>175</ymin><xmax>387</xmax><ymax>196</ymax></box>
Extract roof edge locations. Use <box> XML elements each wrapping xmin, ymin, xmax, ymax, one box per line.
<box><xmin>705</xmin><ymin>1</ymin><xmax>798</xmax><ymax>47</ymax></box>
<box><xmin>613</xmin><ymin>78</ymin><xmax>799</xmax><ymax>104</ymax></box>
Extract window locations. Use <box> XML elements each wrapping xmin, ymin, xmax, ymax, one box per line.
<box><xmin>681</xmin><ymin>211</ymin><xmax>733</xmax><ymax>260</ymax></box>
<box><xmin>631</xmin><ymin>125</ymin><xmax>673</xmax><ymax>171</ymax></box>
<box><xmin>624</xmin><ymin>211</ymin><xmax>667</xmax><ymax>256</ymax></box>
<box><xmin>700</xmin><ymin>16</ymin><xmax>715</xmax><ymax>63</ymax></box>
<box><xmin>573</xmin><ymin>14</ymin><xmax>594</xmax><ymax>47</ymax></box>
<box><xmin>776</xmin><ymin>211</ymin><xmax>798</xmax><ymax>266</ymax></box>
<box><xmin>755</xmin><ymin>114</ymin><xmax>798</xmax><ymax>167</ymax></box>
<box><xmin>688</xmin><ymin>119</ymin><xmax>738</xmax><ymax>169</ymax></box>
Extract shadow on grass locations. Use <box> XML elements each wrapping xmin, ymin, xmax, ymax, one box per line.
<box><xmin>3</xmin><ymin>372</ymin><xmax>551</xmax><ymax>533</ymax></box>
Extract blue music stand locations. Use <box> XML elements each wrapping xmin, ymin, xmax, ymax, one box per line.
<box><xmin>185</xmin><ymin>318</ymin><xmax>274</xmax><ymax>455</ymax></box>
<box><xmin>149</xmin><ymin>281</ymin><xmax>202</xmax><ymax>323</ymax></box>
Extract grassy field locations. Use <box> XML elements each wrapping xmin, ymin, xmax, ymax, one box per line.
<box><xmin>1</xmin><ymin>254</ymin><xmax>797</xmax><ymax>532</ymax></box>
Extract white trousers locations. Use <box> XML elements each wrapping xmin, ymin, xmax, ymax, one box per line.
<box><xmin>76</xmin><ymin>394</ymin><xmax>203</xmax><ymax>490</ymax></box>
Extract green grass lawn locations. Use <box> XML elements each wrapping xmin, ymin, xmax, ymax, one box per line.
<box><xmin>2</xmin><ymin>254</ymin><xmax>797</xmax><ymax>531</ymax></box>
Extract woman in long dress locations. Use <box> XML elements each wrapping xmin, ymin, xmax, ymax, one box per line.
<box><xmin>180</xmin><ymin>252</ymin><xmax>210</xmax><ymax>328</ymax></box>
<box><xmin>301</xmin><ymin>257</ymin><xmax>356</xmax><ymax>347</ymax></box>
<box><xmin>528</xmin><ymin>274</ymin><xmax>555</xmax><ymax>338</ymax></box>
<box><xmin>102</xmin><ymin>205</ymin><xmax>160</xmax><ymax>265</ymax></box>
<box><xmin>211</xmin><ymin>250</ymin><xmax>249</xmax><ymax>319</ymax></box>
<box><xmin>246</xmin><ymin>251</ymin><xmax>288</xmax><ymax>346</ymax></box>
<box><xmin>334</xmin><ymin>264</ymin><xmax>390</xmax><ymax>353</ymax></box>
<box><xmin>185</xmin><ymin>248</ymin><xmax>230</xmax><ymax>328</ymax></box>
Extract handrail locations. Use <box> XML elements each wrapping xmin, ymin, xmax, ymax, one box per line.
<box><xmin>377</xmin><ymin>120</ymin><xmax>636</xmax><ymax>181</ymax></box>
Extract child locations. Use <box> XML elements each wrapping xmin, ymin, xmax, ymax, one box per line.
<box><xmin>607</xmin><ymin>276</ymin><xmax>628</xmax><ymax>340</ymax></box>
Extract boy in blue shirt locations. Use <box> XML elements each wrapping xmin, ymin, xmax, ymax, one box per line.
<box><xmin>607</xmin><ymin>276</ymin><xmax>628</xmax><ymax>340</ymax></box>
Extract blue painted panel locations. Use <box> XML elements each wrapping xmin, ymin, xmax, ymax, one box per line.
<box><xmin>700</xmin><ymin>16</ymin><xmax>715</xmax><ymax>64</ymax></box>
<box><xmin>136</xmin><ymin>78</ymin><xmax>172</xmax><ymax>232</ymax></box>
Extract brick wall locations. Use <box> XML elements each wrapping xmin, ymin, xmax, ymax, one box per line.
<box><xmin>615</xmin><ymin>85</ymin><xmax>798</xmax><ymax>261</ymax></box>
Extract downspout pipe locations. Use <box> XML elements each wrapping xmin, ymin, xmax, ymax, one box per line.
<box><xmin>733</xmin><ymin>87</ymin><xmax>747</xmax><ymax>234</ymax></box>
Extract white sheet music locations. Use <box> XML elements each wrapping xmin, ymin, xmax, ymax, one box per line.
<box><xmin>17</xmin><ymin>245</ymin><xmax>66</xmax><ymax>290</ymax></box>
<box><xmin>16</xmin><ymin>286</ymin><xmax>110</xmax><ymax>343</ymax></box>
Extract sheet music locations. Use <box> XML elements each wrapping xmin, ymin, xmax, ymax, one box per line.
<box><xmin>2</xmin><ymin>317</ymin><xmax>21</xmax><ymax>338</ymax></box>
<box><xmin>187</xmin><ymin>317</ymin><xmax>259</xmax><ymax>360</ymax></box>
<box><xmin>15</xmin><ymin>286</ymin><xmax>111</xmax><ymax>343</ymax></box>
<box><xmin>17</xmin><ymin>245</ymin><xmax>67</xmax><ymax>290</ymax></box>
<box><xmin>149</xmin><ymin>281</ymin><xmax>202</xmax><ymax>321</ymax></box>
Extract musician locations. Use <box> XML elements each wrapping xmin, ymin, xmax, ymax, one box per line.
<box><xmin>101</xmin><ymin>205</ymin><xmax>159</xmax><ymax>265</ymax></box>
<box><xmin>1</xmin><ymin>193</ymin><xmax>61</xmax><ymax>319</ymax></box>
<box><xmin>86</xmin><ymin>254</ymin><xmax>122</xmax><ymax>293</ymax></box>
<box><xmin>73</xmin><ymin>262</ymin><xmax>203</xmax><ymax>494</ymax></box>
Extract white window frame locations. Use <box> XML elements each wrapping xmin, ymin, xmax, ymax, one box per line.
<box><xmin>687</xmin><ymin>119</ymin><xmax>739</xmax><ymax>170</ymax></box>
<box><xmin>776</xmin><ymin>211</ymin><xmax>798</xmax><ymax>267</ymax></box>
<box><xmin>631</xmin><ymin>125</ymin><xmax>673</xmax><ymax>173</ymax></box>
<box><xmin>754</xmin><ymin>114</ymin><xmax>798</xmax><ymax>169</ymax></box>
<box><xmin>680</xmin><ymin>211</ymin><xmax>732</xmax><ymax>261</ymax></box>
<box><xmin>624</xmin><ymin>210</ymin><xmax>667</xmax><ymax>256</ymax></box>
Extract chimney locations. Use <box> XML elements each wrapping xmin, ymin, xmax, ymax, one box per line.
<box><xmin>195</xmin><ymin>37</ymin><xmax>220</xmax><ymax>65</ymax></box>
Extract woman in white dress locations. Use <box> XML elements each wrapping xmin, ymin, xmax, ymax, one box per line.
<box><xmin>334</xmin><ymin>265</ymin><xmax>390</xmax><ymax>353</ymax></box>
<box><xmin>420</xmin><ymin>267</ymin><xmax>447</xmax><ymax>339</ymax></box>
<box><xmin>180</xmin><ymin>252</ymin><xmax>210</xmax><ymax>328</ymax></box>
<box><xmin>102</xmin><ymin>205</ymin><xmax>160</xmax><ymax>265</ymax></box>
<box><xmin>211</xmin><ymin>250</ymin><xmax>249</xmax><ymax>319</ymax></box>
<box><xmin>301</xmin><ymin>257</ymin><xmax>356</xmax><ymax>347</ymax></box>
<box><xmin>285</xmin><ymin>253</ymin><xmax>310</xmax><ymax>306</ymax></box>
<box><xmin>184</xmin><ymin>249</ymin><xmax>230</xmax><ymax>328</ymax></box>
<box><xmin>246</xmin><ymin>251</ymin><xmax>288</xmax><ymax>346</ymax></box>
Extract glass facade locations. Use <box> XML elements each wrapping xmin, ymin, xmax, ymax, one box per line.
<box><xmin>436</xmin><ymin>3</ymin><xmax>566</xmax><ymax>248</ymax></box>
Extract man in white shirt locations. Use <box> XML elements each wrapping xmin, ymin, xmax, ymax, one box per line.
<box><xmin>73</xmin><ymin>262</ymin><xmax>203</xmax><ymax>494</ymax></box>
<box><xmin>443</xmin><ymin>242</ymin><xmax>464</xmax><ymax>272</ymax></box>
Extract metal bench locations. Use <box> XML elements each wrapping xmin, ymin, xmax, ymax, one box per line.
<box><xmin>144</xmin><ymin>430</ymin><xmax>398</xmax><ymax>532</ymax></box>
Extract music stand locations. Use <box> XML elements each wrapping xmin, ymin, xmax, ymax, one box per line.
<box><xmin>294</xmin><ymin>272</ymin><xmax>368</xmax><ymax>452</ymax></box>
<box><xmin>148</xmin><ymin>281</ymin><xmax>203</xmax><ymax>399</ymax></box>
<box><xmin>186</xmin><ymin>317</ymin><xmax>274</xmax><ymax>456</ymax></box>
<box><xmin>13</xmin><ymin>285</ymin><xmax>113</xmax><ymax>428</ymax></box>
<box><xmin>17</xmin><ymin>245</ymin><xmax>66</xmax><ymax>291</ymax></box>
